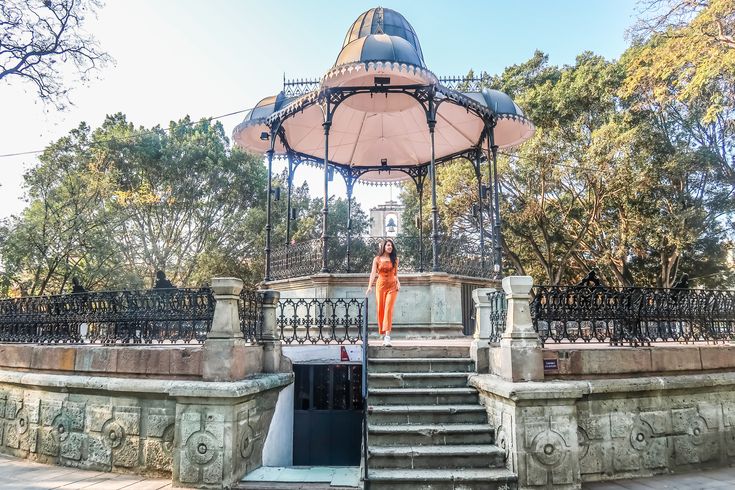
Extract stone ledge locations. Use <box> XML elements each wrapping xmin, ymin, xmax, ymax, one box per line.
<box><xmin>542</xmin><ymin>344</ymin><xmax>735</xmax><ymax>377</ymax></box>
<box><xmin>0</xmin><ymin>368</ymin><xmax>293</xmax><ymax>399</ymax></box>
<box><xmin>469</xmin><ymin>374</ymin><xmax>585</xmax><ymax>401</ymax></box>
<box><xmin>470</xmin><ymin>371</ymin><xmax>735</xmax><ymax>401</ymax></box>
<box><xmin>0</xmin><ymin>343</ymin><xmax>205</xmax><ymax>379</ymax></box>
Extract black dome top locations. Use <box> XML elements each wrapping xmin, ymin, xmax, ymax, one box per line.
<box><xmin>342</xmin><ymin>7</ymin><xmax>424</xmax><ymax>63</ymax></box>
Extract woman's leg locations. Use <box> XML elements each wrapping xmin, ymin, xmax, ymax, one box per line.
<box><xmin>376</xmin><ymin>285</ymin><xmax>386</xmax><ymax>335</ymax></box>
<box><xmin>383</xmin><ymin>288</ymin><xmax>398</xmax><ymax>334</ymax></box>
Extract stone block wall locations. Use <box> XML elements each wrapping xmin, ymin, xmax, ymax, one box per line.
<box><xmin>0</xmin><ymin>383</ymin><xmax>176</xmax><ymax>476</ymax></box>
<box><xmin>0</xmin><ymin>370</ymin><xmax>293</xmax><ymax>488</ymax></box>
<box><xmin>471</xmin><ymin>372</ymin><xmax>735</xmax><ymax>489</ymax></box>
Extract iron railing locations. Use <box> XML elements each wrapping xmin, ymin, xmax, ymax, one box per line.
<box><xmin>487</xmin><ymin>289</ymin><xmax>507</xmax><ymax>343</ymax></box>
<box><xmin>484</xmin><ymin>285</ymin><xmax>735</xmax><ymax>346</ymax></box>
<box><xmin>270</xmin><ymin>238</ymin><xmax>323</xmax><ymax>280</ymax></box>
<box><xmin>361</xmin><ymin>296</ymin><xmax>370</xmax><ymax>488</ymax></box>
<box><xmin>0</xmin><ymin>288</ymin><xmax>216</xmax><ymax>344</ymax></box>
<box><xmin>269</xmin><ymin>234</ymin><xmax>490</xmax><ymax>279</ymax></box>
<box><xmin>240</xmin><ymin>288</ymin><xmax>263</xmax><ymax>342</ymax></box>
<box><xmin>277</xmin><ymin>297</ymin><xmax>367</xmax><ymax>344</ymax></box>
<box><xmin>533</xmin><ymin>285</ymin><xmax>735</xmax><ymax>346</ymax></box>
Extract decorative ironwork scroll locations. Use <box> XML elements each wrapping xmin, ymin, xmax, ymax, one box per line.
<box><xmin>239</xmin><ymin>288</ymin><xmax>262</xmax><ymax>342</ymax></box>
<box><xmin>269</xmin><ymin>234</ymin><xmax>491</xmax><ymax>279</ymax></box>
<box><xmin>269</xmin><ymin>238</ymin><xmax>323</xmax><ymax>281</ymax></box>
<box><xmin>487</xmin><ymin>289</ymin><xmax>507</xmax><ymax>343</ymax></box>
<box><xmin>0</xmin><ymin>288</ymin><xmax>215</xmax><ymax>344</ymax></box>
<box><xmin>277</xmin><ymin>297</ymin><xmax>366</xmax><ymax>344</ymax></box>
<box><xmin>531</xmin><ymin>284</ymin><xmax>735</xmax><ymax>346</ymax></box>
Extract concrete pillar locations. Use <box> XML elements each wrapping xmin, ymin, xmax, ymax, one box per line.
<box><xmin>260</xmin><ymin>289</ymin><xmax>289</xmax><ymax>373</ymax></box>
<box><xmin>498</xmin><ymin>276</ymin><xmax>544</xmax><ymax>382</ymax></box>
<box><xmin>470</xmin><ymin>287</ymin><xmax>496</xmax><ymax>373</ymax></box>
<box><xmin>202</xmin><ymin>277</ymin><xmax>259</xmax><ymax>381</ymax></box>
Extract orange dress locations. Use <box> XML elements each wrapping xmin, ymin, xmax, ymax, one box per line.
<box><xmin>376</xmin><ymin>257</ymin><xmax>399</xmax><ymax>335</ymax></box>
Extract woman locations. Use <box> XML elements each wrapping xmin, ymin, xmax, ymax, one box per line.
<box><xmin>365</xmin><ymin>239</ymin><xmax>400</xmax><ymax>346</ymax></box>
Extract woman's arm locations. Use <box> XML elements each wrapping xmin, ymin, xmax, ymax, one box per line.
<box><xmin>395</xmin><ymin>258</ymin><xmax>400</xmax><ymax>290</ymax></box>
<box><xmin>365</xmin><ymin>257</ymin><xmax>378</xmax><ymax>295</ymax></box>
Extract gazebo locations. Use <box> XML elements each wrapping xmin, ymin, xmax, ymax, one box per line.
<box><xmin>233</xmin><ymin>7</ymin><xmax>534</xmax><ymax>336</ymax></box>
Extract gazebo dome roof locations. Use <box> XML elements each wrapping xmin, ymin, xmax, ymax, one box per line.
<box><xmin>342</xmin><ymin>7</ymin><xmax>424</xmax><ymax>63</ymax></box>
<box><xmin>325</xmin><ymin>7</ymin><xmax>433</xmax><ymax>88</ymax></box>
<box><xmin>462</xmin><ymin>89</ymin><xmax>535</xmax><ymax>148</ymax></box>
<box><xmin>335</xmin><ymin>34</ymin><xmax>425</xmax><ymax>69</ymax></box>
<box><xmin>232</xmin><ymin>92</ymin><xmax>295</xmax><ymax>154</ymax></box>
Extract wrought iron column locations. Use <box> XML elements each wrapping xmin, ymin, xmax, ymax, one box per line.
<box><xmin>474</xmin><ymin>147</ymin><xmax>485</xmax><ymax>274</ymax></box>
<box><xmin>264</xmin><ymin>142</ymin><xmax>275</xmax><ymax>282</ymax></box>
<box><xmin>416</xmin><ymin>177</ymin><xmax>425</xmax><ymax>273</ymax></box>
<box><xmin>487</xmin><ymin>124</ymin><xmax>503</xmax><ymax>277</ymax></box>
<box><xmin>346</xmin><ymin>177</ymin><xmax>354</xmax><ymax>272</ymax></box>
<box><xmin>285</xmin><ymin>152</ymin><xmax>294</xmax><ymax>247</ymax></box>
<box><xmin>427</xmin><ymin>96</ymin><xmax>439</xmax><ymax>272</ymax></box>
<box><xmin>321</xmin><ymin>100</ymin><xmax>332</xmax><ymax>273</ymax></box>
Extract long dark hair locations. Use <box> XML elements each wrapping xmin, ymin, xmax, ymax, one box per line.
<box><xmin>378</xmin><ymin>239</ymin><xmax>398</xmax><ymax>268</ymax></box>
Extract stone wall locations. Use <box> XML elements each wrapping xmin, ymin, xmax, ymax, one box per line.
<box><xmin>471</xmin><ymin>372</ymin><xmax>735</xmax><ymax>489</ymax></box>
<box><xmin>0</xmin><ymin>370</ymin><xmax>292</xmax><ymax>487</ymax></box>
<box><xmin>268</xmin><ymin>272</ymin><xmax>496</xmax><ymax>338</ymax></box>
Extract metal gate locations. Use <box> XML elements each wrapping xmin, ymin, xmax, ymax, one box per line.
<box><xmin>293</xmin><ymin>363</ymin><xmax>363</xmax><ymax>465</ymax></box>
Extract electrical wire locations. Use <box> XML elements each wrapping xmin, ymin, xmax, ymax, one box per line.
<box><xmin>0</xmin><ymin>106</ymin><xmax>258</xmax><ymax>160</ymax></box>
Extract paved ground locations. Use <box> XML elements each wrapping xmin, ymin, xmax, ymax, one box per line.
<box><xmin>583</xmin><ymin>466</ymin><xmax>735</xmax><ymax>489</ymax></box>
<box><xmin>4</xmin><ymin>453</ymin><xmax>735</xmax><ymax>490</ymax></box>
<box><xmin>0</xmin><ymin>454</ymin><xmax>170</xmax><ymax>489</ymax></box>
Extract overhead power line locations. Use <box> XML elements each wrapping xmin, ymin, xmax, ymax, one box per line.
<box><xmin>0</xmin><ymin>106</ymin><xmax>257</xmax><ymax>160</ymax></box>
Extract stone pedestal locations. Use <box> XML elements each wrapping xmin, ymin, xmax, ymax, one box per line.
<box><xmin>202</xmin><ymin>278</ymin><xmax>261</xmax><ymax>381</ymax></box>
<box><xmin>470</xmin><ymin>287</ymin><xmax>497</xmax><ymax>373</ymax></box>
<box><xmin>170</xmin><ymin>374</ymin><xmax>292</xmax><ymax>488</ymax></box>
<box><xmin>260</xmin><ymin>290</ymin><xmax>290</xmax><ymax>373</ymax></box>
<box><xmin>470</xmin><ymin>375</ymin><xmax>584</xmax><ymax>490</ymax></box>
<box><xmin>498</xmin><ymin>276</ymin><xmax>544</xmax><ymax>382</ymax></box>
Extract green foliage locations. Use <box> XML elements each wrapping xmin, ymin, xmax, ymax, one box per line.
<box><xmin>402</xmin><ymin>37</ymin><xmax>733</xmax><ymax>288</ymax></box>
<box><xmin>0</xmin><ymin>117</ymin><xmax>372</xmax><ymax>296</ymax></box>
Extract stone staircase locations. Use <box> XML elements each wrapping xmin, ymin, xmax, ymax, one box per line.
<box><xmin>365</xmin><ymin>345</ymin><xmax>516</xmax><ymax>490</ymax></box>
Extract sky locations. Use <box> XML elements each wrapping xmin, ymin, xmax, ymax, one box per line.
<box><xmin>0</xmin><ymin>0</ymin><xmax>639</xmax><ymax>221</ymax></box>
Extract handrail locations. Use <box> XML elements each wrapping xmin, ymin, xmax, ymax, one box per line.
<box><xmin>361</xmin><ymin>295</ymin><xmax>370</xmax><ymax>488</ymax></box>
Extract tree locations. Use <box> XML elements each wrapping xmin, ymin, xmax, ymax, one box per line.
<box><xmin>0</xmin><ymin>122</ymin><xmax>125</xmax><ymax>296</ymax></box>
<box><xmin>398</xmin><ymin>48</ymin><xmax>734</xmax><ymax>288</ymax></box>
<box><xmin>624</xmin><ymin>0</ymin><xmax>735</xmax><ymax>184</ymax></box>
<box><xmin>0</xmin><ymin>114</ymin><xmax>271</xmax><ymax>296</ymax></box>
<box><xmin>0</xmin><ymin>0</ymin><xmax>112</xmax><ymax>108</ymax></box>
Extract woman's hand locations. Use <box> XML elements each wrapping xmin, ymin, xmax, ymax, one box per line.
<box><xmin>365</xmin><ymin>285</ymin><xmax>373</xmax><ymax>296</ymax></box>
<box><xmin>396</xmin><ymin>282</ymin><xmax>401</xmax><ymax>291</ymax></box>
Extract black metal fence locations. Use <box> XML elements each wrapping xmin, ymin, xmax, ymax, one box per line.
<box><xmin>486</xmin><ymin>284</ymin><xmax>735</xmax><ymax>346</ymax></box>
<box><xmin>0</xmin><ymin>288</ymin><xmax>216</xmax><ymax>344</ymax></box>
<box><xmin>487</xmin><ymin>289</ymin><xmax>507</xmax><ymax>343</ymax></box>
<box><xmin>277</xmin><ymin>297</ymin><xmax>368</xmax><ymax>344</ymax></box>
<box><xmin>0</xmin><ymin>288</ymin><xmax>369</xmax><ymax>346</ymax></box>
<box><xmin>269</xmin><ymin>234</ymin><xmax>489</xmax><ymax>280</ymax></box>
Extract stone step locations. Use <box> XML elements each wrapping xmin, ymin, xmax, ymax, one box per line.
<box><xmin>366</xmin><ymin>468</ymin><xmax>517</xmax><ymax>490</ymax></box>
<box><xmin>368</xmin><ymin>405</ymin><xmax>487</xmax><ymax>424</ymax></box>
<box><xmin>369</xmin><ymin>387</ymin><xmax>479</xmax><ymax>405</ymax></box>
<box><xmin>368</xmin><ymin>444</ymin><xmax>506</xmax><ymax>469</ymax></box>
<box><xmin>368</xmin><ymin>372</ymin><xmax>470</xmax><ymax>388</ymax></box>
<box><xmin>237</xmin><ymin>484</ymin><xmax>356</xmax><ymax>490</ymax></box>
<box><xmin>368</xmin><ymin>358</ymin><xmax>474</xmax><ymax>373</ymax></box>
<box><xmin>368</xmin><ymin>423</ymin><xmax>494</xmax><ymax>446</ymax></box>
<box><xmin>367</xmin><ymin>345</ymin><xmax>471</xmax><ymax>359</ymax></box>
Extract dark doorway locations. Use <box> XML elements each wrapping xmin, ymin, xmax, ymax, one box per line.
<box><xmin>293</xmin><ymin>363</ymin><xmax>363</xmax><ymax>466</ymax></box>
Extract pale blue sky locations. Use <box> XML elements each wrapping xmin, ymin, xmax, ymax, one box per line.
<box><xmin>0</xmin><ymin>0</ymin><xmax>638</xmax><ymax>219</ymax></box>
